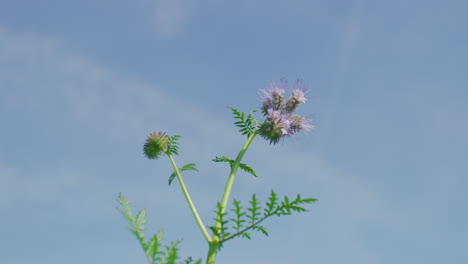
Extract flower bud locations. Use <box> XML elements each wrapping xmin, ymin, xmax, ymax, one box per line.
<box><xmin>259</xmin><ymin>109</ymin><xmax>291</xmax><ymax>144</ymax></box>
<box><xmin>143</xmin><ymin>132</ymin><xmax>170</xmax><ymax>159</ymax></box>
<box><xmin>261</xmin><ymin>81</ymin><xmax>286</xmax><ymax>115</ymax></box>
<box><xmin>284</xmin><ymin>87</ymin><xmax>307</xmax><ymax>114</ymax></box>
<box><xmin>287</xmin><ymin>114</ymin><xmax>313</xmax><ymax>133</ymax></box>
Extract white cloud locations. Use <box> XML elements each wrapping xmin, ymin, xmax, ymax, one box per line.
<box><xmin>0</xmin><ymin>25</ymin><xmax>237</xmax><ymax>215</ymax></box>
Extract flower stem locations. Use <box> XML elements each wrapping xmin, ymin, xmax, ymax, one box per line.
<box><xmin>167</xmin><ymin>154</ymin><xmax>212</xmax><ymax>243</ymax></box>
<box><xmin>206</xmin><ymin>132</ymin><xmax>259</xmax><ymax>264</ymax></box>
<box><xmin>206</xmin><ymin>242</ymin><xmax>220</xmax><ymax>264</ymax></box>
<box><xmin>219</xmin><ymin>132</ymin><xmax>258</xmax><ymax>217</ymax></box>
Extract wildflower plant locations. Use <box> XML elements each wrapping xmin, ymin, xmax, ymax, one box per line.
<box><xmin>117</xmin><ymin>79</ymin><xmax>317</xmax><ymax>264</ymax></box>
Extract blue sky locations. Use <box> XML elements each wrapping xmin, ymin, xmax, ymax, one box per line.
<box><xmin>0</xmin><ymin>0</ymin><xmax>467</xmax><ymax>263</ymax></box>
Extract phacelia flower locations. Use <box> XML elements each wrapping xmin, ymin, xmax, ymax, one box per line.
<box><xmin>259</xmin><ymin>109</ymin><xmax>292</xmax><ymax>144</ymax></box>
<box><xmin>143</xmin><ymin>131</ymin><xmax>170</xmax><ymax>159</ymax></box>
<box><xmin>284</xmin><ymin>82</ymin><xmax>307</xmax><ymax>113</ymax></box>
<box><xmin>259</xmin><ymin>79</ymin><xmax>313</xmax><ymax>144</ymax></box>
<box><xmin>260</xmin><ymin>80</ymin><xmax>286</xmax><ymax>115</ymax></box>
<box><xmin>287</xmin><ymin>114</ymin><xmax>313</xmax><ymax>134</ymax></box>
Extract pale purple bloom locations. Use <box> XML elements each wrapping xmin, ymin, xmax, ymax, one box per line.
<box><xmin>259</xmin><ymin>79</ymin><xmax>313</xmax><ymax>144</ymax></box>
<box><xmin>283</xmin><ymin>80</ymin><xmax>307</xmax><ymax>113</ymax></box>
<box><xmin>267</xmin><ymin>109</ymin><xmax>291</xmax><ymax>134</ymax></box>
<box><xmin>260</xmin><ymin>80</ymin><xmax>286</xmax><ymax>114</ymax></box>
<box><xmin>287</xmin><ymin>114</ymin><xmax>314</xmax><ymax>134</ymax></box>
<box><xmin>260</xmin><ymin>109</ymin><xmax>292</xmax><ymax>144</ymax></box>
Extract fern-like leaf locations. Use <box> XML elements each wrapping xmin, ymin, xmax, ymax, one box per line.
<box><xmin>230</xmin><ymin>199</ymin><xmax>246</xmax><ymax>232</ymax></box>
<box><xmin>147</xmin><ymin>231</ymin><xmax>164</xmax><ymax>263</ymax></box>
<box><xmin>168</xmin><ymin>163</ymin><xmax>198</xmax><ymax>185</ymax></box>
<box><xmin>252</xmin><ymin>225</ymin><xmax>269</xmax><ymax>236</ymax></box>
<box><xmin>166</xmin><ymin>135</ymin><xmax>181</xmax><ymax>156</ymax></box>
<box><xmin>213</xmin><ymin>156</ymin><xmax>257</xmax><ymax>177</ymax></box>
<box><xmin>161</xmin><ymin>240</ymin><xmax>180</xmax><ymax>264</ymax></box>
<box><xmin>220</xmin><ymin>191</ymin><xmax>316</xmax><ymax>244</ymax></box>
<box><xmin>238</xmin><ymin>163</ymin><xmax>257</xmax><ymax>177</ymax></box>
<box><xmin>117</xmin><ymin>193</ymin><xmax>202</xmax><ymax>264</ymax></box>
<box><xmin>212</xmin><ymin>156</ymin><xmax>232</xmax><ymax>164</ymax></box>
<box><xmin>228</xmin><ymin>106</ymin><xmax>258</xmax><ymax>137</ymax></box>
<box><xmin>247</xmin><ymin>194</ymin><xmax>261</xmax><ymax>224</ymax></box>
<box><xmin>210</xmin><ymin>202</ymin><xmax>229</xmax><ymax>240</ymax></box>
<box><xmin>265</xmin><ymin>190</ymin><xmax>278</xmax><ymax>215</ymax></box>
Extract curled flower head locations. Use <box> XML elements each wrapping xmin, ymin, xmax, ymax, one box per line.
<box><xmin>287</xmin><ymin>114</ymin><xmax>314</xmax><ymax>134</ymax></box>
<box><xmin>284</xmin><ymin>81</ymin><xmax>307</xmax><ymax>113</ymax></box>
<box><xmin>259</xmin><ymin>109</ymin><xmax>292</xmax><ymax>144</ymax></box>
<box><xmin>258</xmin><ymin>79</ymin><xmax>313</xmax><ymax>144</ymax></box>
<box><xmin>143</xmin><ymin>131</ymin><xmax>170</xmax><ymax>159</ymax></box>
<box><xmin>260</xmin><ymin>80</ymin><xmax>286</xmax><ymax>115</ymax></box>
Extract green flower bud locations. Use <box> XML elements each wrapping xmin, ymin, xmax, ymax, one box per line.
<box><xmin>143</xmin><ymin>132</ymin><xmax>170</xmax><ymax>159</ymax></box>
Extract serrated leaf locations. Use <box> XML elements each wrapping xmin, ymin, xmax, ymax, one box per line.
<box><xmin>136</xmin><ymin>209</ymin><xmax>147</xmax><ymax>227</ymax></box>
<box><xmin>301</xmin><ymin>198</ymin><xmax>318</xmax><ymax>203</ymax></box>
<box><xmin>238</xmin><ymin>163</ymin><xmax>257</xmax><ymax>177</ymax></box>
<box><xmin>227</xmin><ymin>106</ymin><xmax>259</xmax><ymax>137</ymax></box>
<box><xmin>230</xmin><ymin>199</ymin><xmax>246</xmax><ymax>232</ymax></box>
<box><xmin>210</xmin><ymin>202</ymin><xmax>228</xmax><ymax>239</ymax></box>
<box><xmin>147</xmin><ymin>230</ymin><xmax>164</xmax><ymax>262</ymax></box>
<box><xmin>166</xmin><ymin>135</ymin><xmax>181</xmax><ymax>156</ymax></box>
<box><xmin>162</xmin><ymin>240</ymin><xmax>181</xmax><ymax>264</ymax></box>
<box><xmin>248</xmin><ymin>194</ymin><xmax>261</xmax><ymax>224</ymax></box>
<box><xmin>255</xmin><ymin>226</ymin><xmax>269</xmax><ymax>236</ymax></box>
<box><xmin>241</xmin><ymin>232</ymin><xmax>251</xmax><ymax>239</ymax></box>
<box><xmin>265</xmin><ymin>190</ymin><xmax>278</xmax><ymax>215</ymax></box>
<box><xmin>168</xmin><ymin>163</ymin><xmax>198</xmax><ymax>185</ymax></box>
<box><xmin>213</xmin><ymin>156</ymin><xmax>232</xmax><ymax>163</ymax></box>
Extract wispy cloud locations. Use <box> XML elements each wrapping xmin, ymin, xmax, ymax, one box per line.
<box><xmin>0</xmin><ymin>25</ymin><xmax>235</xmax><ymax>214</ymax></box>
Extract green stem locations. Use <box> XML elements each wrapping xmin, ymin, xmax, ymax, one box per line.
<box><xmin>206</xmin><ymin>242</ymin><xmax>220</xmax><ymax>264</ymax></box>
<box><xmin>219</xmin><ymin>132</ymin><xmax>258</xmax><ymax>218</ymax></box>
<box><xmin>206</xmin><ymin>132</ymin><xmax>259</xmax><ymax>264</ymax></box>
<box><xmin>167</xmin><ymin>154</ymin><xmax>212</xmax><ymax>243</ymax></box>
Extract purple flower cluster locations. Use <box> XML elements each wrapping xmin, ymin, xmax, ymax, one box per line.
<box><xmin>259</xmin><ymin>80</ymin><xmax>313</xmax><ymax>144</ymax></box>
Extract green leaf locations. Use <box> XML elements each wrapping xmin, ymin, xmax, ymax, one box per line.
<box><xmin>230</xmin><ymin>199</ymin><xmax>246</xmax><ymax>232</ymax></box>
<box><xmin>118</xmin><ymin>193</ymin><xmax>204</xmax><ymax>264</ymax></box>
<box><xmin>162</xmin><ymin>240</ymin><xmax>181</xmax><ymax>264</ymax></box>
<box><xmin>168</xmin><ymin>163</ymin><xmax>198</xmax><ymax>185</ymax></box>
<box><xmin>166</xmin><ymin>135</ymin><xmax>181</xmax><ymax>156</ymax></box>
<box><xmin>238</xmin><ymin>163</ymin><xmax>257</xmax><ymax>177</ymax></box>
<box><xmin>212</xmin><ymin>156</ymin><xmax>232</xmax><ymax>164</ymax></box>
<box><xmin>210</xmin><ymin>202</ymin><xmax>228</xmax><ymax>239</ymax></box>
<box><xmin>219</xmin><ymin>191</ymin><xmax>317</xmax><ymax>244</ymax></box>
<box><xmin>302</xmin><ymin>198</ymin><xmax>318</xmax><ymax>203</ymax></box>
<box><xmin>253</xmin><ymin>225</ymin><xmax>269</xmax><ymax>236</ymax></box>
<box><xmin>241</xmin><ymin>232</ymin><xmax>251</xmax><ymax>239</ymax></box>
<box><xmin>227</xmin><ymin>106</ymin><xmax>259</xmax><ymax>137</ymax></box>
<box><xmin>247</xmin><ymin>194</ymin><xmax>261</xmax><ymax>224</ymax></box>
<box><xmin>147</xmin><ymin>230</ymin><xmax>164</xmax><ymax>262</ymax></box>
<box><xmin>136</xmin><ymin>209</ymin><xmax>147</xmax><ymax>228</ymax></box>
<box><xmin>117</xmin><ymin>193</ymin><xmax>136</xmax><ymax>225</ymax></box>
<box><xmin>213</xmin><ymin>156</ymin><xmax>257</xmax><ymax>178</ymax></box>
<box><xmin>265</xmin><ymin>190</ymin><xmax>278</xmax><ymax>215</ymax></box>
